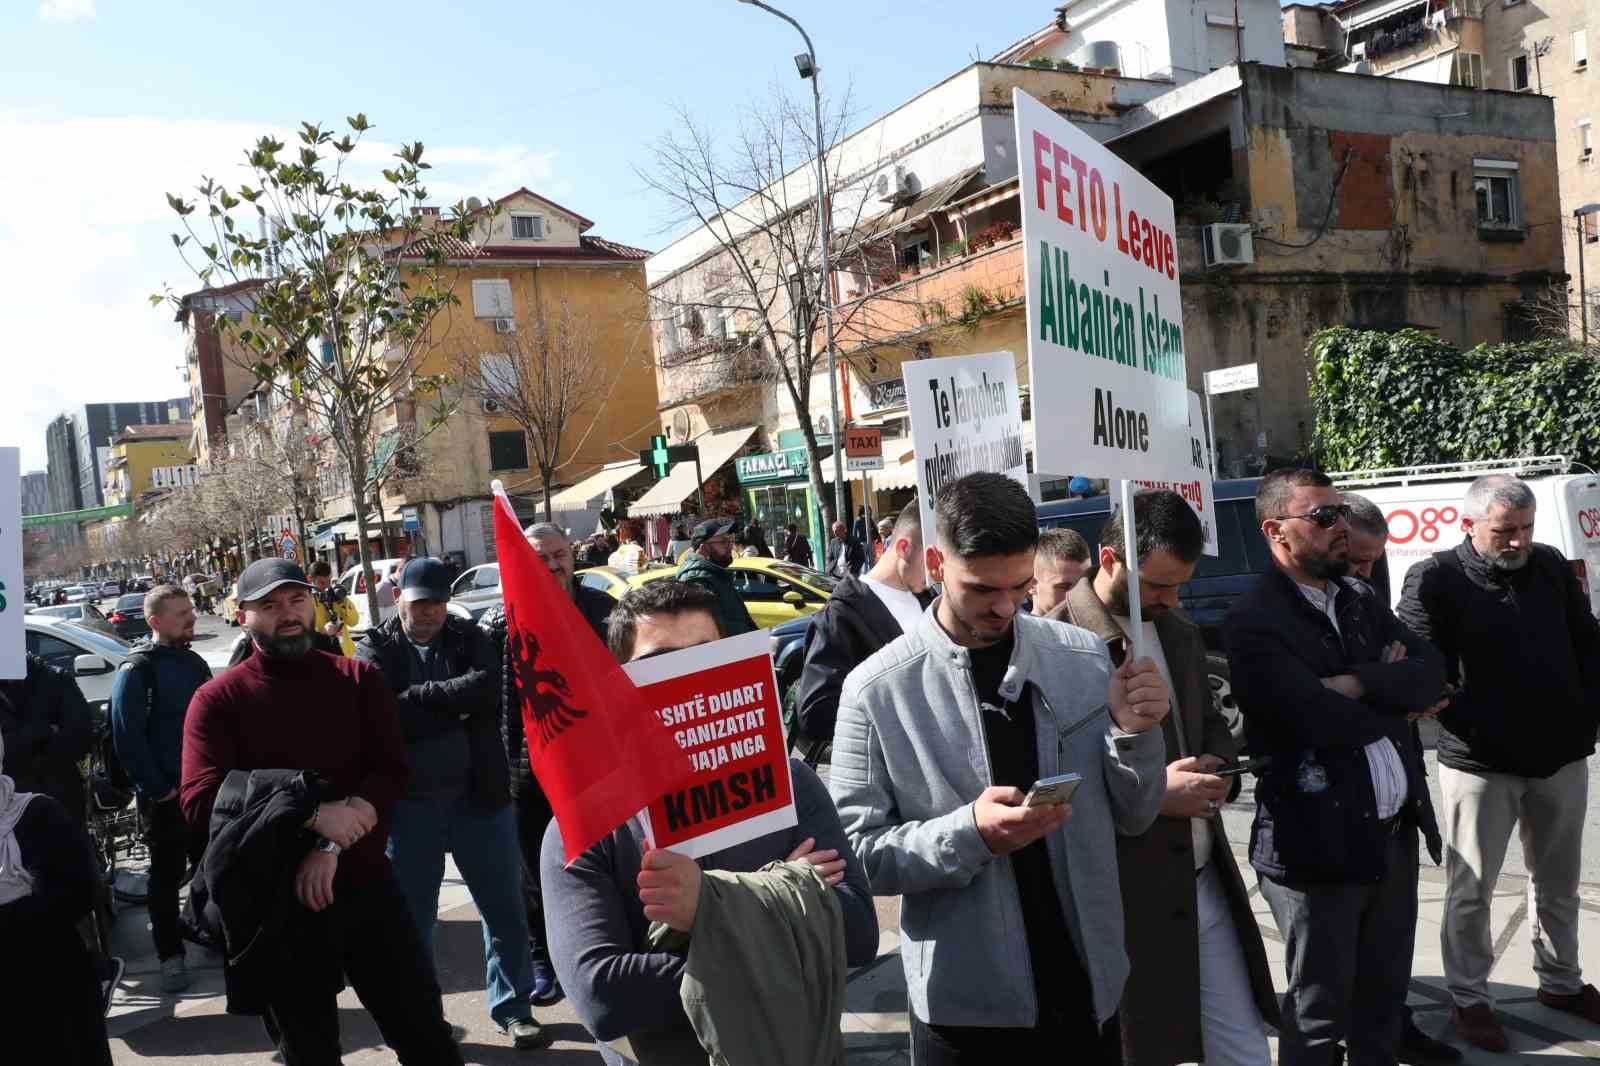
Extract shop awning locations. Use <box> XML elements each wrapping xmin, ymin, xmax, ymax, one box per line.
<box><xmin>628</xmin><ymin>425</ymin><xmax>759</xmax><ymax>518</ymax></box>
<box><xmin>310</xmin><ymin>513</ymin><xmax>394</xmax><ymax>545</ymax></box>
<box><xmin>550</xmin><ymin>461</ymin><xmax>647</xmax><ymax>511</ymax></box>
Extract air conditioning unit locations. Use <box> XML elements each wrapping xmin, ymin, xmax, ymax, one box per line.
<box><xmin>816</xmin><ymin>413</ymin><xmax>831</xmax><ymax>436</ymax></box>
<box><xmin>493</xmin><ymin>317</ymin><xmax>516</xmax><ymax>334</ymax></box>
<box><xmin>1351</xmin><ymin>42</ymin><xmax>1368</xmax><ymax>62</ymax></box>
<box><xmin>483</xmin><ymin>397</ymin><xmax>505</xmax><ymax>414</ymax></box>
<box><xmin>876</xmin><ymin>166</ymin><xmax>918</xmax><ymax>202</ymax></box>
<box><xmin>1202</xmin><ymin>223</ymin><xmax>1255</xmax><ymax>267</ymax></box>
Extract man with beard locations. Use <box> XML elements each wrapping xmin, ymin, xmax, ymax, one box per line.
<box><xmin>1224</xmin><ymin>469</ymin><xmax>1444</xmax><ymax>1066</ymax></box>
<box><xmin>831</xmin><ymin>473</ymin><xmax>1171</xmax><ymax>1063</ymax></box>
<box><xmin>1344</xmin><ymin>494</ymin><xmax>1461</xmax><ymax>1066</ymax></box>
<box><xmin>481</xmin><ymin>523</ymin><xmax>616</xmax><ymax>1007</ymax></box>
<box><xmin>181</xmin><ymin>558</ymin><xmax>460</xmax><ymax>1064</ymax></box>
<box><xmin>674</xmin><ymin>518</ymin><xmax>756</xmax><ymax>637</ymax></box>
<box><xmin>1052</xmin><ymin>491</ymin><xmax>1277</xmax><ymax>1066</ymax></box>
<box><xmin>1399</xmin><ymin>475</ymin><xmax>1600</xmax><ymax>1050</ymax></box>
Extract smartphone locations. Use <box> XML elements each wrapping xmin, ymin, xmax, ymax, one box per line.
<box><xmin>1211</xmin><ymin>757</ymin><xmax>1271</xmax><ymax>779</ymax></box>
<box><xmin>1023</xmin><ymin>773</ymin><xmax>1083</xmax><ymax>807</ymax></box>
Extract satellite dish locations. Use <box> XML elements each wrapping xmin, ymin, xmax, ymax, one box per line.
<box><xmin>671</xmin><ymin>409</ymin><xmax>691</xmax><ymax>442</ymax></box>
<box><xmin>817</xmin><ymin>413</ymin><xmax>831</xmax><ymax>436</ymax></box>
<box><xmin>466</xmin><ymin>197</ymin><xmax>484</xmax><ymax>212</ymax></box>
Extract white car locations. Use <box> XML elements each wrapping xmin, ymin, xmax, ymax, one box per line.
<box><xmin>64</xmin><ymin>585</ymin><xmax>96</xmax><ymax>604</ymax></box>
<box><xmin>449</xmin><ymin>564</ymin><xmax>502</xmax><ymax>621</ymax></box>
<box><xmin>29</xmin><ymin>602</ymin><xmax>116</xmax><ymax>636</ymax></box>
<box><xmin>23</xmin><ymin>616</ymin><xmax>134</xmax><ymax>705</ymax></box>
<box><xmin>338</xmin><ymin>558</ymin><xmax>407</xmax><ymax>631</ymax></box>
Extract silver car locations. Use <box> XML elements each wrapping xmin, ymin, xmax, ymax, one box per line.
<box><xmin>449</xmin><ymin>564</ymin><xmax>502</xmax><ymax>621</ymax></box>
<box><xmin>23</xmin><ymin>616</ymin><xmax>135</xmax><ymax>705</ymax></box>
<box><xmin>28</xmin><ymin>602</ymin><xmax>117</xmax><ymax>636</ymax></box>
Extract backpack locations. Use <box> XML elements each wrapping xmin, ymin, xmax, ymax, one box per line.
<box><xmin>97</xmin><ymin>654</ymin><xmax>157</xmax><ymax>802</ymax></box>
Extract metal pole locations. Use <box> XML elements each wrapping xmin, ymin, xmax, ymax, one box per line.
<box><xmin>737</xmin><ymin>0</ymin><xmax>849</xmax><ymax>527</ymax></box>
<box><xmin>1579</xmin><ymin>215</ymin><xmax>1590</xmax><ymax>347</ymax></box>
<box><xmin>1204</xmin><ymin>380</ymin><xmax>1220</xmax><ymax>479</ymax></box>
<box><xmin>693</xmin><ymin>452</ymin><xmax>707</xmax><ymax>516</ymax></box>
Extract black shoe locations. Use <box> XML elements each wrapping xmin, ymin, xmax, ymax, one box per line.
<box><xmin>1401</xmin><ymin>1015</ymin><xmax>1464</xmax><ymax>1065</ymax></box>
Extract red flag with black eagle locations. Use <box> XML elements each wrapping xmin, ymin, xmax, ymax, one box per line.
<box><xmin>491</xmin><ymin>484</ymin><xmax>692</xmax><ymax>864</ymax></box>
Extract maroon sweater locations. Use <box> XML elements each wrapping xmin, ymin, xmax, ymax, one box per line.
<box><xmin>181</xmin><ymin>649</ymin><xmax>408</xmax><ymax>885</ymax></box>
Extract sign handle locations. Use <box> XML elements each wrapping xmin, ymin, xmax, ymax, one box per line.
<box><xmin>1118</xmin><ymin>480</ymin><xmax>1145</xmax><ymax>664</ymax></box>
<box><xmin>1203</xmin><ymin>389</ymin><xmax>1219</xmax><ymax>484</ymax></box>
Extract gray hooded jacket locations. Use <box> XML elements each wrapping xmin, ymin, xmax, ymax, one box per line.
<box><xmin>828</xmin><ymin>606</ymin><xmax>1165</xmax><ymax>1029</ymax></box>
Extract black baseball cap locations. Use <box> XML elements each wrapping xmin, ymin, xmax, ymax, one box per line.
<box><xmin>692</xmin><ymin>517</ymin><xmax>738</xmax><ymax>547</ymax></box>
<box><xmin>235</xmin><ymin>558</ymin><xmax>315</xmax><ymax>605</ymax></box>
<box><xmin>400</xmin><ymin>558</ymin><xmax>453</xmax><ymax>603</ymax></box>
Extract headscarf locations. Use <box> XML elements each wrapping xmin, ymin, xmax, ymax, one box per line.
<box><xmin>0</xmin><ymin>729</ymin><xmax>41</xmax><ymax>905</ymax></box>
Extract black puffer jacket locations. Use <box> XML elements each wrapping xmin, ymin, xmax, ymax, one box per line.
<box><xmin>355</xmin><ymin>615</ymin><xmax>506</xmax><ymax>810</ymax></box>
<box><xmin>481</xmin><ymin>585</ymin><xmax>614</xmax><ymax>801</ymax></box>
<box><xmin>0</xmin><ymin>654</ymin><xmax>94</xmax><ymax>821</ymax></box>
<box><xmin>1399</xmin><ymin>540</ymin><xmax>1600</xmax><ymax>778</ymax></box>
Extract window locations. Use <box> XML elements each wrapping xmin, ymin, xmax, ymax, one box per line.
<box><xmin>1576</xmin><ymin>29</ymin><xmax>1588</xmax><ymax>69</ymax></box>
<box><xmin>1582</xmin><ymin>120</ymin><xmax>1595</xmax><ymax>162</ymax></box>
<box><xmin>1453</xmin><ymin>51</ymin><xmax>1483</xmax><ymax>87</ymax></box>
<box><xmin>26</xmin><ymin>631</ymin><xmax>84</xmax><ymax>672</ymax></box>
<box><xmin>479</xmin><ymin>353</ymin><xmax>517</xmax><ymax>397</ymax></box>
<box><xmin>1510</xmin><ymin>53</ymin><xmax>1530</xmax><ymax>91</ymax></box>
<box><xmin>474</xmin><ymin>565</ymin><xmax>501</xmax><ymax>590</ymax></box>
<box><xmin>511</xmin><ymin>215</ymin><xmax>544</xmax><ymax>240</ymax></box>
<box><xmin>1503</xmin><ymin>301</ymin><xmax>1538</xmax><ymax>341</ymax></box>
<box><xmin>1583</xmin><ymin>212</ymin><xmax>1598</xmax><ymax>244</ymax></box>
<box><xmin>1473</xmin><ymin>159</ymin><xmax>1521</xmax><ymax>228</ymax></box>
<box><xmin>488</xmin><ymin>429</ymin><xmax>529</xmax><ymax>471</ymax></box>
<box><xmin>471</xmin><ymin>278</ymin><xmax>513</xmax><ymax>318</ymax></box>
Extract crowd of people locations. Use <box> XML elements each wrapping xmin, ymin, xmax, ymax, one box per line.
<box><xmin>1</xmin><ymin>466</ymin><xmax>1597</xmax><ymax>1066</ymax></box>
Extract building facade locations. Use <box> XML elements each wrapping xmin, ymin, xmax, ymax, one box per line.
<box><xmin>20</xmin><ymin>471</ymin><xmax>49</xmax><ymax>517</ymax></box>
<box><xmin>103</xmin><ymin>423</ymin><xmax>195</xmax><ymax>507</ymax></box>
<box><xmin>74</xmin><ymin>401</ymin><xmax>183</xmax><ymax>509</ymax></box>
<box><xmin>176</xmin><ymin>279</ymin><xmax>267</xmax><ymax>468</ymax></box>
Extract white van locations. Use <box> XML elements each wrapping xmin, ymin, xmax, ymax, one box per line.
<box><xmin>338</xmin><ymin>558</ymin><xmax>407</xmax><ymax>631</ymax></box>
<box><xmin>1333</xmin><ymin>456</ymin><xmax>1600</xmax><ymax>616</ymax></box>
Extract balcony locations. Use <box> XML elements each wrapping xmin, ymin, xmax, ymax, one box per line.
<box><xmin>831</xmin><ymin>237</ymin><xmax>1026</xmax><ymax>353</ymax></box>
<box><xmin>656</xmin><ymin>333</ymin><xmax>770</xmax><ymax>409</ymax></box>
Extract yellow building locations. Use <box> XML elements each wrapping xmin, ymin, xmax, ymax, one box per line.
<box><xmin>104</xmin><ymin>422</ymin><xmax>196</xmax><ymax>507</ymax></box>
<box><xmin>311</xmin><ymin>189</ymin><xmax>660</xmax><ymax>568</ymax></box>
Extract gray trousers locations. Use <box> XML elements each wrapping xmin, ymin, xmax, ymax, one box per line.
<box><xmin>1440</xmin><ymin>758</ymin><xmax>1588</xmax><ymax>1008</ymax></box>
<box><xmin>1260</xmin><ymin>830</ymin><xmax>1418</xmax><ymax>1066</ymax></box>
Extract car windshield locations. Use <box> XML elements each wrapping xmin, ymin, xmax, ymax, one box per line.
<box><xmin>767</xmin><ymin>563</ymin><xmax>837</xmax><ymax>592</ymax></box>
<box><xmin>56</xmin><ymin>622</ymin><xmax>132</xmax><ymax>656</ymax></box>
<box><xmin>34</xmin><ymin>605</ymin><xmax>78</xmax><ymax>618</ymax></box>
<box><xmin>115</xmin><ymin>594</ymin><xmax>144</xmax><ymax>609</ymax></box>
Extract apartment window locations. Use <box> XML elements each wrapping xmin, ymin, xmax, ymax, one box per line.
<box><xmin>1473</xmin><ymin>159</ymin><xmax>1521</xmax><ymax>229</ymax></box>
<box><xmin>1453</xmin><ymin>51</ymin><xmax>1484</xmax><ymax>88</ymax></box>
<box><xmin>1510</xmin><ymin>53</ymin><xmax>1531</xmax><ymax>91</ymax></box>
<box><xmin>1582</xmin><ymin>120</ymin><xmax>1595</xmax><ymax>162</ymax></box>
<box><xmin>479</xmin><ymin>352</ymin><xmax>517</xmax><ymax>397</ymax></box>
<box><xmin>471</xmin><ymin>278</ymin><xmax>513</xmax><ymax>318</ymax></box>
<box><xmin>1576</xmin><ymin>29</ymin><xmax>1589</xmax><ymax>69</ymax></box>
<box><xmin>1584</xmin><ymin>212</ymin><xmax>1599</xmax><ymax>244</ymax></box>
<box><xmin>511</xmin><ymin>214</ymin><xmax>544</xmax><ymax>240</ymax></box>
<box><xmin>488</xmin><ymin>430</ymin><xmax>528</xmax><ymax>471</ymax></box>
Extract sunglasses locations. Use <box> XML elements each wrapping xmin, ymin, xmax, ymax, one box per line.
<box><xmin>1273</xmin><ymin>503</ymin><xmax>1352</xmax><ymax>529</ymax></box>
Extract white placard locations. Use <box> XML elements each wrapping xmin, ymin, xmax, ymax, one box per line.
<box><xmin>1015</xmin><ymin>88</ymin><xmax>1190</xmax><ymax>484</ymax></box>
<box><xmin>0</xmin><ymin>448</ymin><xmax>22</xmax><ymax>679</ymax></box>
<box><xmin>1205</xmin><ymin>363</ymin><xmax>1259</xmax><ymax>395</ymax></box>
<box><xmin>845</xmin><ymin>455</ymin><xmax>884</xmax><ymax>472</ymax></box>
<box><xmin>1132</xmin><ymin>391</ymin><xmax>1219</xmax><ymax>557</ymax></box>
<box><xmin>903</xmin><ymin>351</ymin><xmax>1028</xmax><ymax>546</ymax></box>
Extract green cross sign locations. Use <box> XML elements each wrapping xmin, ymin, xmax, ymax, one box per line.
<box><xmin>646</xmin><ymin>435</ymin><xmax>672</xmax><ymax>478</ymax></box>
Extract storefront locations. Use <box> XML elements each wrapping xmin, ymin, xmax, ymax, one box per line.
<box><xmin>734</xmin><ymin>447</ymin><xmax>823</xmax><ymax>563</ymax></box>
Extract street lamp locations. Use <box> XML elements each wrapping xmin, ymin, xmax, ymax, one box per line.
<box><xmin>736</xmin><ymin>0</ymin><xmax>849</xmax><ymax>528</ymax></box>
<box><xmin>1576</xmin><ymin>203</ymin><xmax>1600</xmax><ymax>346</ymax></box>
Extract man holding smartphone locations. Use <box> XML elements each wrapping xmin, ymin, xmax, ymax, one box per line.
<box><xmin>1051</xmin><ymin>491</ymin><xmax>1277</xmax><ymax>1066</ymax></box>
<box><xmin>830</xmin><ymin>473</ymin><xmax>1170</xmax><ymax>1064</ymax></box>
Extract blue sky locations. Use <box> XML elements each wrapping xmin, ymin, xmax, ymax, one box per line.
<box><xmin>8</xmin><ymin>0</ymin><xmax>1045</xmax><ymax>472</ymax></box>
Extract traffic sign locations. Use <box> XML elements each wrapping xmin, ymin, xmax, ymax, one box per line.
<box><xmin>1204</xmin><ymin>363</ymin><xmax>1259</xmax><ymax>395</ymax></box>
<box><xmin>401</xmin><ymin>505</ymin><xmax>421</xmax><ymax>531</ymax></box>
<box><xmin>844</xmin><ymin>426</ymin><xmax>884</xmax><ymax>472</ymax></box>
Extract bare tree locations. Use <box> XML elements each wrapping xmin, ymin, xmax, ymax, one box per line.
<box><xmin>454</xmin><ymin>292</ymin><xmax>636</xmax><ymax>521</ymax></box>
<box><xmin>1526</xmin><ymin>279</ymin><xmax>1600</xmax><ymax>353</ymax></box>
<box><xmin>639</xmin><ymin>88</ymin><xmax>899</xmax><ymax>525</ymax></box>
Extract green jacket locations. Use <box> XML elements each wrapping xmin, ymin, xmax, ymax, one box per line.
<box><xmin>675</xmin><ymin>554</ymin><xmax>757</xmax><ymax>636</ymax></box>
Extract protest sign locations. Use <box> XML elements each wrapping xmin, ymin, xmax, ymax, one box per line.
<box><xmin>624</xmin><ymin>630</ymin><xmax>795</xmax><ymax>858</ymax></box>
<box><xmin>0</xmin><ymin>448</ymin><xmax>18</xmax><ymax>680</ymax></box>
<box><xmin>1014</xmin><ymin>88</ymin><xmax>1190</xmax><ymax>484</ymax></box>
<box><xmin>1132</xmin><ymin>391</ymin><xmax>1219</xmax><ymax>557</ymax></box>
<box><xmin>903</xmin><ymin>350</ymin><xmax>1027</xmax><ymax>547</ymax></box>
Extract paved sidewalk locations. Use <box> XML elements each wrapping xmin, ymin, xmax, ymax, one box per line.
<box><xmin>108</xmin><ymin>779</ymin><xmax>1600</xmax><ymax>1063</ymax></box>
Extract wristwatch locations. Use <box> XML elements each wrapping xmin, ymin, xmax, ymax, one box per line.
<box><xmin>315</xmin><ymin>838</ymin><xmax>342</xmax><ymax>856</ymax></box>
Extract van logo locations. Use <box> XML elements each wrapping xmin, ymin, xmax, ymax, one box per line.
<box><xmin>1580</xmin><ymin>508</ymin><xmax>1600</xmax><ymax>539</ymax></box>
<box><xmin>1384</xmin><ymin>506</ymin><xmax>1458</xmax><ymax>545</ymax></box>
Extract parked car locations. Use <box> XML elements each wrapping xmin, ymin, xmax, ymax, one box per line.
<box><xmin>107</xmin><ymin>593</ymin><xmax>151</xmax><ymax>641</ymax></box>
<box><xmin>449</xmin><ymin>564</ymin><xmax>503</xmax><ymax>621</ymax></box>
<box><xmin>337</xmin><ymin>558</ymin><xmax>407</xmax><ymax>631</ymax></box>
<box><xmin>769</xmin><ymin>614</ymin><xmax>813</xmax><ymax>701</ymax></box>
<box><xmin>23</xmin><ymin>616</ymin><xmax>134</xmax><ymax>705</ymax></box>
<box><xmin>98</xmin><ymin>581</ymin><xmax>123</xmax><ymax>599</ymax></box>
<box><xmin>578</xmin><ymin>557</ymin><xmax>836</xmax><ymax>631</ymax></box>
<box><xmin>1038</xmin><ymin>478</ymin><xmax>1268</xmax><ymax>741</ymax></box>
<box><xmin>29</xmin><ymin>602</ymin><xmax>116</xmax><ymax>636</ymax></box>
<box><xmin>64</xmin><ymin>585</ymin><xmax>96</xmax><ymax>605</ymax></box>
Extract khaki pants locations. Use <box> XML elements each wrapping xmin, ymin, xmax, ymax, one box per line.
<box><xmin>1440</xmin><ymin>759</ymin><xmax>1588</xmax><ymax>1008</ymax></box>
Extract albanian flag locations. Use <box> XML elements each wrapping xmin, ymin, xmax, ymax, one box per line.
<box><xmin>491</xmin><ymin>484</ymin><xmax>692</xmax><ymax>864</ymax></box>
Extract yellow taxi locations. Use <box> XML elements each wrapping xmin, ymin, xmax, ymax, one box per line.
<box><xmin>576</xmin><ymin>556</ymin><xmax>836</xmax><ymax>630</ymax></box>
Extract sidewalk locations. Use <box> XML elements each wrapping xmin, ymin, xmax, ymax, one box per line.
<box><xmin>107</xmin><ymin>787</ymin><xmax>1600</xmax><ymax>1063</ymax></box>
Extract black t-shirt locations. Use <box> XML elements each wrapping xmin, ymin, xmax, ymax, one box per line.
<box><xmin>966</xmin><ymin>629</ymin><xmax>1097</xmax><ymax>1034</ymax></box>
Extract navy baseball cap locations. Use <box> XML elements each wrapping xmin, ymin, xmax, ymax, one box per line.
<box><xmin>400</xmin><ymin>558</ymin><xmax>453</xmax><ymax>603</ymax></box>
<box><xmin>692</xmin><ymin>517</ymin><xmax>738</xmax><ymax>547</ymax></box>
<box><xmin>234</xmin><ymin>558</ymin><xmax>315</xmax><ymax>605</ymax></box>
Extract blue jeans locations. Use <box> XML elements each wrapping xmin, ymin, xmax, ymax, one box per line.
<box><xmin>388</xmin><ymin>795</ymin><xmax>536</xmax><ymax>1026</ymax></box>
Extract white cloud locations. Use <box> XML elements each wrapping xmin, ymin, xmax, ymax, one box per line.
<box><xmin>38</xmin><ymin>0</ymin><xmax>96</xmax><ymax>22</ymax></box>
<box><xmin>1</xmin><ymin>111</ymin><xmax>560</xmax><ymax>472</ymax></box>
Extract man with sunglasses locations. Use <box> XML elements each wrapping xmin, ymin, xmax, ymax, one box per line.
<box><xmin>1224</xmin><ymin>469</ymin><xmax>1445</xmax><ymax>1066</ymax></box>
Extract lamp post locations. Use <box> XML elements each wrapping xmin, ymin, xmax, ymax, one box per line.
<box><xmin>1576</xmin><ymin>203</ymin><xmax>1600</xmax><ymax>346</ymax></box>
<box><xmin>736</xmin><ymin>0</ymin><xmax>849</xmax><ymax>527</ymax></box>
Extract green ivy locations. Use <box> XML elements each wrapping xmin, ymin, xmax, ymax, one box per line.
<box><xmin>1309</xmin><ymin>327</ymin><xmax>1600</xmax><ymax>471</ymax></box>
